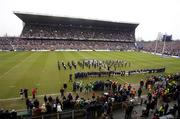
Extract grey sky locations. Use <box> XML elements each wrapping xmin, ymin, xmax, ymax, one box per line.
<box><xmin>0</xmin><ymin>0</ymin><xmax>180</xmax><ymax>41</ymax></box>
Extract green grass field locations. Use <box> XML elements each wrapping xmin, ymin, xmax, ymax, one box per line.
<box><xmin>0</xmin><ymin>51</ymin><xmax>180</xmax><ymax>110</ymax></box>
<box><xmin>0</xmin><ymin>51</ymin><xmax>180</xmax><ymax>100</ymax></box>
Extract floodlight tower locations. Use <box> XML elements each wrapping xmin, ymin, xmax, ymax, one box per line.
<box><xmin>154</xmin><ymin>32</ymin><xmax>161</xmax><ymax>55</ymax></box>
<box><xmin>162</xmin><ymin>33</ymin><xmax>166</xmax><ymax>55</ymax></box>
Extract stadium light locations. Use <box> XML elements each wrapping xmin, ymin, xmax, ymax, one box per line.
<box><xmin>162</xmin><ymin>33</ymin><xmax>166</xmax><ymax>55</ymax></box>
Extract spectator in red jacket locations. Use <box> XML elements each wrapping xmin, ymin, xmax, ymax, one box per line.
<box><xmin>32</xmin><ymin>88</ymin><xmax>37</xmax><ymax>99</ymax></box>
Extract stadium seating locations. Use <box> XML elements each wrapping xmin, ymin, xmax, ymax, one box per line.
<box><xmin>137</xmin><ymin>41</ymin><xmax>180</xmax><ymax>56</ymax></box>
<box><xmin>21</xmin><ymin>24</ymin><xmax>134</xmax><ymax>42</ymax></box>
<box><xmin>0</xmin><ymin>37</ymin><xmax>135</xmax><ymax>51</ymax></box>
<box><xmin>0</xmin><ymin>22</ymin><xmax>136</xmax><ymax>51</ymax></box>
<box><xmin>0</xmin><ymin>13</ymin><xmax>138</xmax><ymax>51</ymax></box>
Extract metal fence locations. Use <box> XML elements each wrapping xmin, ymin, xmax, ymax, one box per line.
<box><xmin>18</xmin><ymin>109</ymin><xmax>86</xmax><ymax>119</ymax></box>
<box><xmin>17</xmin><ymin>97</ymin><xmax>141</xmax><ymax>119</ymax></box>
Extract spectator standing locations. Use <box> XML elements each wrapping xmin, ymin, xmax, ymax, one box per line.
<box><xmin>60</xmin><ymin>88</ymin><xmax>64</xmax><ymax>97</ymax></box>
<box><xmin>19</xmin><ymin>89</ymin><xmax>24</xmax><ymax>100</ymax></box>
<box><xmin>32</xmin><ymin>88</ymin><xmax>37</xmax><ymax>99</ymax></box>
<box><xmin>48</xmin><ymin>96</ymin><xmax>53</xmax><ymax>103</ymax></box>
<box><xmin>24</xmin><ymin>88</ymin><xmax>28</xmax><ymax>99</ymax></box>
<box><xmin>159</xmin><ymin>105</ymin><xmax>164</xmax><ymax>116</ymax></box>
<box><xmin>92</xmin><ymin>92</ymin><xmax>96</xmax><ymax>101</ymax></box>
<box><xmin>46</xmin><ymin>102</ymin><xmax>52</xmax><ymax>114</ymax></box>
<box><xmin>57</xmin><ymin>103</ymin><xmax>62</xmax><ymax>112</ymax></box>
<box><xmin>140</xmin><ymin>79</ymin><xmax>144</xmax><ymax>88</ymax></box>
<box><xmin>164</xmin><ymin>103</ymin><xmax>169</xmax><ymax>115</ymax></box>
<box><xmin>73</xmin><ymin>82</ymin><xmax>76</xmax><ymax>92</ymax></box>
<box><xmin>138</xmin><ymin>87</ymin><xmax>142</xmax><ymax>98</ymax></box>
<box><xmin>75</xmin><ymin>93</ymin><xmax>79</xmax><ymax>100</ymax></box>
<box><xmin>11</xmin><ymin>109</ymin><xmax>17</xmax><ymax>119</ymax></box>
<box><xmin>131</xmin><ymin>88</ymin><xmax>136</xmax><ymax>98</ymax></box>
<box><xmin>34</xmin><ymin>99</ymin><xmax>40</xmax><ymax>108</ymax></box>
<box><xmin>26</xmin><ymin>98</ymin><xmax>30</xmax><ymax>111</ymax></box>
<box><xmin>67</xmin><ymin>93</ymin><xmax>73</xmax><ymax>101</ymax></box>
<box><xmin>44</xmin><ymin>95</ymin><xmax>47</xmax><ymax>104</ymax></box>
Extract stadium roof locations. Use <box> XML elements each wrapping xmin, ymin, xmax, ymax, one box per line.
<box><xmin>14</xmin><ymin>11</ymin><xmax>139</xmax><ymax>29</ymax></box>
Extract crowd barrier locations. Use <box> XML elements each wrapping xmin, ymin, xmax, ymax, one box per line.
<box><xmin>17</xmin><ymin>109</ymin><xmax>86</xmax><ymax>119</ymax></box>
<box><xmin>16</xmin><ymin>97</ymin><xmax>142</xmax><ymax>119</ymax></box>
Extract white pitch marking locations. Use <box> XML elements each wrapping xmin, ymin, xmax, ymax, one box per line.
<box><xmin>9</xmin><ymin>85</ymin><xmax>16</xmax><ymax>88</ymax></box>
<box><xmin>0</xmin><ymin>53</ymin><xmax>34</xmax><ymax>80</ymax></box>
<box><xmin>0</xmin><ymin>93</ymin><xmax>59</xmax><ymax>101</ymax></box>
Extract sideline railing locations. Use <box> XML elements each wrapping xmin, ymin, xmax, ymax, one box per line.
<box><xmin>17</xmin><ymin>89</ymin><xmax>180</xmax><ymax>119</ymax></box>
<box><xmin>30</xmin><ymin>109</ymin><xmax>86</xmax><ymax>119</ymax></box>
<box><xmin>17</xmin><ymin>97</ymin><xmax>141</xmax><ymax>119</ymax></box>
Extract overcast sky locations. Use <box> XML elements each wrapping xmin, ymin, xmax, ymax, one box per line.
<box><xmin>0</xmin><ymin>0</ymin><xmax>180</xmax><ymax>41</ymax></box>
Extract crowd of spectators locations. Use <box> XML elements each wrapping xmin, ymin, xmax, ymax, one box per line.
<box><xmin>0</xmin><ymin>37</ymin><xmax>134</xmax><ymax>51</ymax></box>
<box><xmin>15</xmin><ymin>72</ymin><xmax>179</xmax><ymax>119</ymax></box>
<box><xmin>24</xmin><ymin>79</ymin><xmax>133</xmax><ymax>118</ymax></box>
<box><xmin>0</xmin><ymin>37</ymin><xmax>14</xmax><ymax>51</ymax></box>
<box><xmin>0</xmin><ymin>73</ymin><xmax>179</xmax><ymax>119</ymax></box>
<box><xmin>21</xmin><ymin>23</ymin><xmax>134</xmax><ymax>42</ymax></box>
<box><xmin>0</xmin><ymin>109</ymin><xmax>17</xmax><ymax>119</ymax></box>
<box><xmin>0</xmin><ymin>22</ymin><xmax>136</xmax><ymax>51</ymax></box>
<box><xmin>140</xmin><ymin>73</ymin><xmax>180</xmax><ymax>118</ymax></box>
<box><xmin>137</xmin><ymin>40</ymin><xmax>180</xmax><ymax>56</ymax></box>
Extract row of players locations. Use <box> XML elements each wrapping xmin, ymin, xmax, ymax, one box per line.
<box><xmin>57</xmin><ymin>59</ymin><xmax>131</xmax><ymax>71</ymax></box>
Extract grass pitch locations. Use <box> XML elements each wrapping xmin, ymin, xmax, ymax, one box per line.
<box><xmin>0</xmin><ymin>51</ymin><xmax>180</xmax><ymax>100</ymax></box>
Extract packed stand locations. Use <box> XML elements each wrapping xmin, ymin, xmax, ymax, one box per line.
<box><xmin>0</xmin><ymin>22</ymin><xmax>136</xmax><ymax>51</ymax></box>
<box><xmin>0</xmin><ymin>37</ymin><xmax>14</xmax><ymax>51</ymax></box>
<box><xmin>137</xmin><ymin>41</ymin><xmax>180</xmax><ymax>56</ymax></box>
<box><xmin>0</xmin><ymin>37</ymin><xmax>135</xmax><ymax>51</ymax></box>
<box><xmin>21</xmin><ymin>23</ymin><xmax>135</xmax><ymax>42</ymax></box>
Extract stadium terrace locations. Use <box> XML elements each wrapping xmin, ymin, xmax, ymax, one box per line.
<box><xmin>0</xmin><ymin>12</ymin><xmax>138</xmax><ymax>51</ymax></box>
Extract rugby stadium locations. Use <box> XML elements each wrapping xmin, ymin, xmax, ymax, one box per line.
<box><xmin>0</xmin><ymin>12</ymin><xmax>180</xmax><ymax>119</ymax></box>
